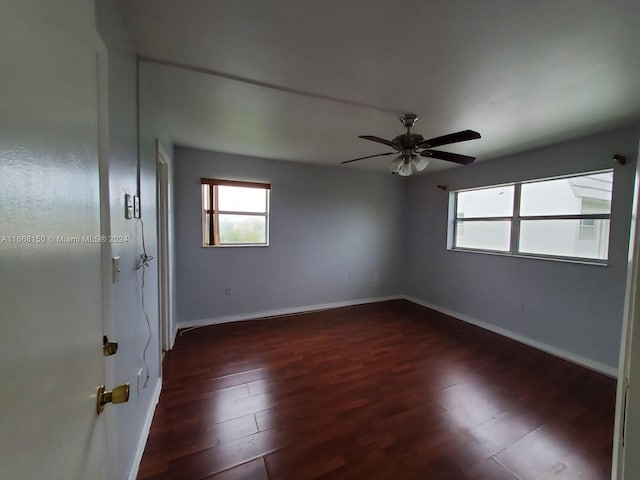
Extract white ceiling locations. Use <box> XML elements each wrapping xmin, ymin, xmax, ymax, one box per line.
<box><xmin>120</xmin><ymin>0</ymin><xmax>640</xmax><ymax>172</ymax></box>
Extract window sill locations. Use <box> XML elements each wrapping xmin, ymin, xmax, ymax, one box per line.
<box><xmin>449</xmin><ymin>247</ymin><xmax>608</xmax><ymax>266</ymax></box>
<box><xmin>202</xmin><ymin>243</ymin><xmax>270</xmax><ymax>248</ymax></box>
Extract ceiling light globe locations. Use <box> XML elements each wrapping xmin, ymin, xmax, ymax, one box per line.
<box><xmin>388</xmin><ymin>156</ymin><xmax>404</xmax><ymax>173</ymax></box>
<box><xmin>412</xmin><ymin>157</ymin><xmax>429</xmax><ymax>172</ymax></box>
<box><xmin>398</xmin><ymin>161</ymin><xmax>412</xmax><ymax>176</ymax></box>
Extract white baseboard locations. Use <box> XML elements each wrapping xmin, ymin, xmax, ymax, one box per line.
<box><xmin>127</xmin><ymin>378</ymin><xmax>162</xmax><ymax>480</ymax></box>
<box><xmin>403</xmin><ymin>295</ymin><xmax>619</xmax><ymax>378</ymax></box>
<box><xmin>177</xmin><ymin>295</ymin><xmax>403</xmax><ymax>329</ymax></box>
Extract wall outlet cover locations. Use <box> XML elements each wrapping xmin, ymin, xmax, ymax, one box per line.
<box><xmin>112</xmin><ymin>256</ymin><xmax>120</xmax><ymax>283</ymax></box>
<box><xmin>124</xmin><ymin>193</ymin><xmax>134</xmax><ymax>219</ymax></box>
<box><xmin>133</xmin><ymin>195</ymin><xmax>140</xmax><ymax>218</ymax></box>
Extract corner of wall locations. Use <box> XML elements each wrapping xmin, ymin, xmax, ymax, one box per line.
<box><xmin>126</xmin><ymin>378</ymin><xmax>162</xmax><ymax>480</ymax></box>
<box><xmin>403</xmin><ymin>125</ymin><xmax>640</xmax><ymax>371</ymax></box>
<box><xmin>403</xmin><ymin>295</ymin><xmax>618</xmax><ymax>377</ymax></box>
<box><xmin>95</xmin><ymin>1</ymin><xmax>169</xmax><ymax>479</ymax></box>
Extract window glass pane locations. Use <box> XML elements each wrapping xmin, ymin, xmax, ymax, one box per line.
<box><xmin>520</xmin><ymin>171</ymin><xmax>613</xmax><ymax>216</ymax></box>
<box><xmin>202</xmin><ymin>184</ymin><xmax>210</xmax><ymax>210</ymax></box>
<box><xmin>579</xmin><ymin>218</ymin><xmax>596</xmax><ymax>241</ymax></box>
<box><xmin>203</xmin><ymin>213</ymin><xmax>211</xmax><ymax>245</ymax></box>
<box><xmin>219</xmin><ymin>214</ymin><xmax>266</xmax><ymax>244</ymax></box>
<box><xmin>455</xmin><ymin>220</ymin><xmax>511</xmax><ymax>251</ymax></box>
<box><xmin>457</xmin><ymin>186</ymin><xmax>514</xmax><ymax>218</ymax></box>
<box><xmin>218</xmin><ymin>185</ymin><xmax>266</xmax><ymax>213</ymax></box>
<box><xmin>519</xmin><ymin>219</ymin><xmax>610</xmax><ymax>260</ymax></box>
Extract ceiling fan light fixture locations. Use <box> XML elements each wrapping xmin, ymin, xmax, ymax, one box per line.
<box><xmin>388</xmin><ymin>156</ymin><xmax>404</xmax><ymax>173</ymax></box>
<box><xmin>343</xmin><ymin>117</ymin><xmax>480</xmax><ymax>171</ymax></box>
<box><xmin>390</xmin><ymin>154</ymin><xmax>428</xmax><ymax>176</ymax></box>
<box><xmin>412</xmin><ymin>156</ymin><xmax>429</xmax><ymax>172</ymax></box>
<box><xmin>398</xmin><ymin>161</ymin><xmax>412</xmax><ymax>177</ymax></box>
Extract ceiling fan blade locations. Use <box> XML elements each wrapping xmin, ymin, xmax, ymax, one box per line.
<box><xmin>421</xmin><ymin>149</ymin><xmax>476</xmax><ymax>165</ymax></box>
<box><xmin>418</xmin><ymin>130</ymin><xmax>481</xmax><ymax>149</ymax></box>
<box><xmin>358</xmin><ymin>135</ymin><xmax>398</xmax><ymax>149</ymax></box>
<box><xmin>341</xmin><ymin>152</ymin><xmax>395</xmax><ymax>164</ymax></box>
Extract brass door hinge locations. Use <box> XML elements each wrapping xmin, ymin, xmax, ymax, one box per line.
<box><xmin>102</xmin><ymin>335</ymin><xmax>118</xmax><ymax>356</ymax></box>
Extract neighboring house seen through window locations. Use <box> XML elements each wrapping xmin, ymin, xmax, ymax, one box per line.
<box><xmin>201</xmin><ymin>178</ymin><xmax>270</xmax><ymax>246</ymax></box>
<box><xmin>450</xmin><ymin>170</ymin><xmax>613</xmax><ymax>263</ymax></box>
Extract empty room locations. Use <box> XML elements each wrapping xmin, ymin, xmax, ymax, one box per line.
<box><xmin>3</xmin><ymin>1</ymin><xmax>640</xmax><ymax>480</ymax></box>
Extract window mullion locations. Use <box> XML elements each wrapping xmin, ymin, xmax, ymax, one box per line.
<box><xmin>211</xmin><ymin>185</ymin><xmax>218</xmax><ymax>246</ymax></box>
<box><xmin>453</xmin><ymin>192</ymin><xmax>459</xmax><ymax>247</ymax></box>
<box><xmin>511</xmin><ymin>183</ymin><xmax>521</xmax><ymax>255</ymax></box>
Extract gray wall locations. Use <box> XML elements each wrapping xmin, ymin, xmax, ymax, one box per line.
<box><xmin>95</xmin><ymin>2</ymin><xmax>172</xmax><ymax>479</ymax></box>
<box><xmin>405</xmin><ymin>126</ymin><xmax>639</xmax><ymax>369</ymax></box>
<box><xmin>174</xmin><ymin>147</ymin><xmax>405</xmax><ymax>325</ymax></box>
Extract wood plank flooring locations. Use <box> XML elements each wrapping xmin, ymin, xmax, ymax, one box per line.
<box><xmin>138</xmin><ymin>300</ymin><xmax>616</xmax><ymax>480</ymax></box>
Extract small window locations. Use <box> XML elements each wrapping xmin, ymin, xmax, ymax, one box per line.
<box><xmin>451</xmin><ymin>170</ymin><xmax>613</xmax><ymax>263</ymax></box>
<box><xmin>454</xmin><ymin>185</ymin><xmax>514</xmax><ymax>252</ymax></box>
<box><xmin>201</xmin><ymin>178</ymin><xmax>270</xmax><ymax>246</ymax></box>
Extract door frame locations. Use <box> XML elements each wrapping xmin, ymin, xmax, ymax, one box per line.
<box><xmin>96</xmin><ymin>32</ymin><xmax>117</xmax><ymax>478</ymax></box>
<box><xmin>612</xmin><ymin>143</ymin><xmax>640</xmax><ymax>479</ymax></box>
<box><xmin>156</xmin><ymin>140</ymin><xmax>172</xmax><ymax>359</ymax></box>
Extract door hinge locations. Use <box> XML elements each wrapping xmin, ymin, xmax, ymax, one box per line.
<box><xmin>102</xmin><ymin>335</ymin><xmax>118</xmax><ymax>357</ymax></box>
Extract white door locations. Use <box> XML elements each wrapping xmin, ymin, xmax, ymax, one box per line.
<box><xmin>613</xmin><ymin>146</ymin><xmax>640</xmax><ymax>479</ymax></box>
<box><xmin>0</xmin><ymin>1</ymin><xmax>108</xmax><ymax>479</ymax></box>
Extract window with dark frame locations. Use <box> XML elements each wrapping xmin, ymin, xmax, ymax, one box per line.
<box><xmin>201</xmin><ymin>178</ymin><xmax>270</xmax><ymax>246</ymax></box>
<box><xmin>451</xmin><ymin>169</ymin><xmax>613</xmax><ymax>263</ymax></box>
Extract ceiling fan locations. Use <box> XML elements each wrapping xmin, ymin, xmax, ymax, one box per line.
<box><xmin>341</xmin><ymin>114</ymin><xmax>481</xmax><ymax>176</ymax></box>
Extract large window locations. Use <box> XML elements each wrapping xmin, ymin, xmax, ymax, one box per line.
<box><xmin>451</xmin><ymin>170</ymin><xmax>613</xmax><ymax>262</ymax></box>
<box><xmin>201</xmin><ymin>178</ymin><xmax>270</xmax><ymax>246</ymax></box>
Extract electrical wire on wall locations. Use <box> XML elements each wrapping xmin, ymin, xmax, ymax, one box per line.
<box><xmin>136</xmin><ymin>217</ymin><xmax>153</xmax><ymax>388</ymax></box>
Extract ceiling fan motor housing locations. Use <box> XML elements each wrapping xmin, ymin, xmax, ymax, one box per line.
<box><xmin>394</xmin><ymin>133</ymin><xmax>426</xmax><ymax>151</ymax></box>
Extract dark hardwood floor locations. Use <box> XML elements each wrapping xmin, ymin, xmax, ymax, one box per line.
<box><xmin>138</xmin><ymin>300</ymin><xmax>617</xmax><ymax>480</ymax></box>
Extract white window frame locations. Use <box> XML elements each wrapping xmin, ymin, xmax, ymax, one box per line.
<box><xmin>201</xmin><ymin>178</ymin><xmax>271</xmax><ymax>247</ymax></box>
<box><xmin>449</xmin><ymin>169</ymin><xmax>613</xmax><ymax>264</ymax></box>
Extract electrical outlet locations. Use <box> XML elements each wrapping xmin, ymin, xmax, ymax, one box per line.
<box><xmin>372</xmin><ymin>273</ymin><xmax>380</xmax><ymax>283</ymax></box>
<box><xmin>348</xmin><ymin>272</ymin><xmax>353</xmax><ymax>280</ymax></box>
<box><xmin>224</xmin><ymin>286</ymin><xmax>232</xmax><ymax>296</ymax></box>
